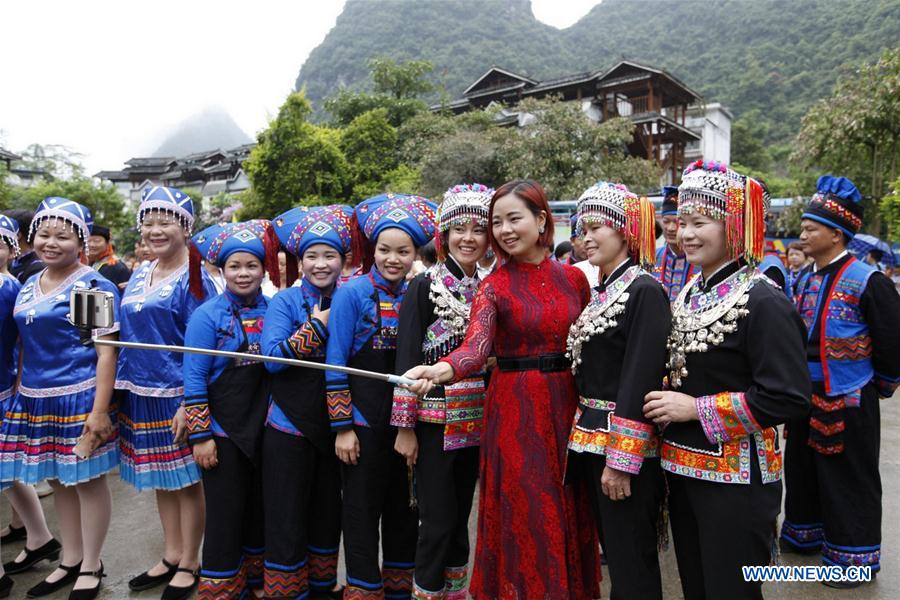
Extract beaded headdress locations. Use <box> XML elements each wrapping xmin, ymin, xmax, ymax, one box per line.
<box><xmin>576</xmin><ymin>181</ymin><xmax>656</xmax><ymax>269</ymax></box>
<box><xmin>678</xmin><ymin>160</ymin><xmax>768</xmax><ymax>265</ymax></box>
<box><xmin>29</xmin><ymin>197</ymin><xmax>93</xmax><ymax>243</ymax></box>
<box><xmin>0</xmin><ymin>215</ymin><xmax>21</xmax><ymax>257</ymax></box>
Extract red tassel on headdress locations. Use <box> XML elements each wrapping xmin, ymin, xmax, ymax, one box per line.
<box><xmin>725</xmin><ymin>186</ymin><xmax>745</xmax><ymax>260</ymax></box>
<box><xmin>285</xmin><ymin>254</ymin><xmax>299</xmax><ymax>287</ymax></box>
<box><xmin>624</xmin><ymin>196</ymin><xmax>657</xmax><ymax>270</ymax></box>
<box><xmin>433</xmin><ymin>228</ymin><xmax>445</xmax><ymax>262</ymax></box>
<box><xmin>744</xmin><ymin>177</ymin><xmax>766</xmax><ymax>266</ymax></box>
<box><xmin>189</xmin><ymin>242</ymin><xmax>204</xmax><ymax>299</ymax></box>
<box><xmin>263</xmin><ymin>223</ymin><xmax>281</xmax><ymax>288</ymax></box>
<box><xmin>349</xmin><ymin>211</ymin><xmax>373</xmax><ymax>273</ymax></box>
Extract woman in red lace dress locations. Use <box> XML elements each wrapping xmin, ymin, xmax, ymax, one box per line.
<box><xmin>404</xmin><ymin>180</ymin><xmax>601</xmax><ymax>600</ymax></box>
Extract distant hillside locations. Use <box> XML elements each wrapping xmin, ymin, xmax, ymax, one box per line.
<box><xmin>154</xmin><ymin>107</ymin><xmax>252</xmax><ymax>157</ymax></box>
<box><xmin>295</xmin><ymin>0</ymin><xmax>900</xmax><ymax>144</ymax></box>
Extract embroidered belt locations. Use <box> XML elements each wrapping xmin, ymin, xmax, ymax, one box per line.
<box><xmin>497</xmin><ymin>354</ymin><xmax>570</xmax><ymax>373</ymax></box>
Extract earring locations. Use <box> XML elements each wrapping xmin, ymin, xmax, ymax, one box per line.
<box><xmin>539</xmin><ymin>226</ymin><xmax>545</xmax><ymax>234</ymax></box>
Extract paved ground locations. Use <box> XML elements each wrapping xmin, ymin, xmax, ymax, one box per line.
<box><xmin>3</xmin><ymin>397</ymin><xmax>898</xmax><ymax>599</ymax></box>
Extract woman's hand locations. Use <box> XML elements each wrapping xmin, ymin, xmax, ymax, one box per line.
<box><xmin>402</xmin><ymin>363</ymin><xmax>453</xmax><ymax>396</ymax></box>
<box><xmin>82</xmin><ymin>410</ymin><xmax>114</xmax><ymax>444</ymax></box>
<box><xmin>601</xmin><ymin>466</ymin><xmax>632</xmax><ymax>501</ymax></box>
<box><xmin>311</xmin><ymin>302</ymin><xmax>330</xmax><ymax>327</ymax></box>
<box><xmin>171</xmin><ymin>406</ymin><xmax>189</xmax><ymax>445</ymax></box>
<box><xmin>394</xmin><ymin>428</ymin><xmax>418</xmax><ymax>467</ymax></box>
<box><xmin>192</xmin><ymin>439</ymin><xmax>218</xmax><ymax>470</ymax></box>
<box><xmin>643</xmin><ymin>391</ymin><xmax>699</xmax><ymax>426</ymax></box>
<box><xmin>335</xmin><ymin>430</ymin><xmax>361</xmax><ymax>465</ymax></box>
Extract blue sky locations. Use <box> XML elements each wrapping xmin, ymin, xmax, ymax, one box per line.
<box><xmin>0</xmin><ymin>0</ymin><xmax>598</xmax><ymax>174</ymax></box>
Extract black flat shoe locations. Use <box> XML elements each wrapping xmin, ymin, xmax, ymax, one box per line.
<box><xmin>68</xmin><ymin>562</ymin><xmax>105</xmax><ymax>600</ymax></box>
<box><xmin>128</xmin><ymin>558</ymin><xmax>178</xmax><ymax>591</ymax></box>
<box><xmin>4</xmin><ymin>538</ymin><xmax>62</xmax><ymax>574</ymax></box>
<box><xmin>25</xmin><ymin>562</ymin><xmax>82</xmax><ymax>598</ymax></box>
<box><xmin>0</xmin><ymin>524</ymin><xmax>26</xmax><ymax>544</ymax></box>
<box><xmin>160</xmin><ymin>567</ymin><xmax>199</xmax><ymax>600</ymax></box>
<box><xmin>0</xmin><ymin>574</ymin><xmax>13</xmax><ymax>599</ymax></box>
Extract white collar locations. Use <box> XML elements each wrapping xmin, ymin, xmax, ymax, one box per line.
<box><xmin>814</xmin><ymin>250</ymin><xmax>848</xmax><ymax>273</ymax></box>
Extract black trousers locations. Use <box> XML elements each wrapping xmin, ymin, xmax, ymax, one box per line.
<box><xmin>667</xmin><ymin>452</ymin><xmax>781</xmax><ymax>600</ymax></box>
<box><xmin>782</xmin><ymin>383</ymin><xmax>882</xmax><ymax>569</ymax></box>
<box><xmin>342</xmin><ymin>425</ymin><xmax>418</xmax><ymax>597</ymax></box>
<box><xmin>199</xmin><ymin>436</ymin><xmax>265</xmax><ymax>598</ymax></box>
<box><xmin>582</xmin><ymin>454</ymin><xmax>663</xmax><ymax>600</ymax></box>
<box><xmin>412</xmin><ymin>423</ymin><xmax>479</xmax><ymax>595</ymax></box>
<box><xmin>263</xmin><ymin>427</ymin><xmax>342</xmax><ymax>599</ymax></box>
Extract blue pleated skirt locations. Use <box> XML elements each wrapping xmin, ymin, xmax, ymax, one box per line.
<box><xmin>118</xmin><ymin>391</ymin><xmax>200</xmax><ymax>491</ymax></box>
<box><xmin>0</xmin><ymin>387</ymin><xmax>118</xmax><ymax>486</ymax></box>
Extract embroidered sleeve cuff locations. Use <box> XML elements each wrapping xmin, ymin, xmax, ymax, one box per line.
<box><xmin>287</xmin><ymin>320</ymin><xmax>326</xmax><ymax>358</ymax></box>
<box><xmin>390</xmin><ymin>387</ymin><xmax>418</xmax><ymax>428</ymax></box>
<box><xmin>696</xmin><ymin>392</ymin><xmax>762</xmax><ymax>445</ymax></box>
<box><xmin>184</xmin><ymin>401</ymin><xmax>211</xmax><ymax>436</ymax></box>
<box><xmin>875</xmin><ymin>374</ymin><xmax>900</xmax><ymax>398</ymax></box>
<box><xmin>188</xmin><ymin>430</ymin><xmax>213</xmax><ymax>444</ymax></box>
<box><xmin>327</xmin><ymin>389</ymin><xmax>353</xmax><ymax>431</ymax></box>
<box><xmin>606</xmin><ymin>415</ymin><xmax>658</xmax><ymax>474</ymax></box>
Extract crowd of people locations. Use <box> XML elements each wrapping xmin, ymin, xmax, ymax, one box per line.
<box><xmin>0</xmin><ymin>160</ymin><xmax>897</xmax><ymax>600</ymax></box>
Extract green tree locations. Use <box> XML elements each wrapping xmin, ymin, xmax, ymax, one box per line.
<box><xmin>339</xmin><ymin>108</ymin><xmax>399</xmax><ymax>199</ymax></box>
<box><xmin>794</xmin><ymin>48</ymin><xmax>899</xmax><ymax>213</ymax></box>
<box><xmin>370</xmin><ymin>57</ymin><xmax>434</xmax><ymax>99</ymax></box>
<box><xmin>0</xmin><ymin>164</ymin><xmax>12</xmax><ymax>210</ymax></box>
<box><xmin>879</xmin><ymin>177</ymin><xmax>900</xmax><ymax>242</ymax></box>
<box><xmin>17</xmin><ymin>143</ymin><xmax>84</xmax><ymax>180</ymax></box>
<box><xmin>243</xmin><ymin>92</ymin><xmax>350</xmax><ymax>218</ymax></box>
<box><xmin>324</xmin><ymin>58</ymin><xmax>435</xmax><ymax>127</ymax></box>
<box><xmin>731</xmin><ymin>110</ymin><xmax>772</xmax><ymax>172</ymax></box>
<box><xmin>495</xmin><ymin>97</ymin><xmax>659</xmax><ymax>199</ymax></box>
<box><xmin>8</xmin><ymin>177</ymin><xmax>131</xmax><ymax>240</ymax></box>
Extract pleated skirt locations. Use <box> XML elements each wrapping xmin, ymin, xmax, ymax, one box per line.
<box><xmin>118</xmin><ymin>391</ymin><xmax>200</xmax><ymax>491</ymax></box>
<box><xmin>0</xmin><ymin>387</ymin><xmax>118</xmax><ymax>486</ymax></box>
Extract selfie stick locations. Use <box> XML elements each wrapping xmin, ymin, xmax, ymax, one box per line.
<box><xmin>89</xmin><ymin>339</ymin><xmax>418</xmax><ymax>387</ymax></box>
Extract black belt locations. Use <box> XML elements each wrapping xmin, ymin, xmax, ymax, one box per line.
<box><xmin>496</xmin><ymin>354</ymin><xmax>570</xmax><ymax>373</ymax></box>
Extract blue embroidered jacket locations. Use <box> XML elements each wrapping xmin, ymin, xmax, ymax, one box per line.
<box><xmin>325</xmin><ymin>268</ymin><xmax>406</xmax><ymax>431</ymax></box>
<box><xmin>260</xmin><ymin>278</ymin><xmax>330</xmax><ymax>436</ymax></box>
<box><xmin>654</xmin><ymin>245</ymin><xmax>695</xmax><ymax>303</ymax></box>
<box><xmin>0</xmin><ymin>274</ymin><xmax>21</xmax><ymax>401</ymax></box>
<box><xmin>796</xmin><ymin>255</ymin><xmax>900</xmax><ymax>399</ymax></box>
<box><xmin>182</xmin><ymin>290</ymin><xmax>268</xmax><ymax>443</ymax></box>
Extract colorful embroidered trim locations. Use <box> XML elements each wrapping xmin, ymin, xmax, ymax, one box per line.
<box><xmin>264</xmin><ymin>559</ymin><xmax>308</xmax><ymax>598</ymax></box>
<box><xmin>444</xmin><ymin>565</ymin><xmax>468</xmax><ymax>599</ymax></box>
<box><xmin>780</xmin><ymin>521</ymin><xmax>825</xmax><ymax>550</ymax></box>
<box><xmin>443</xmin><ymin>377</ymin><xmax>484</xmax><ymax>451</ymax></box>
<box><xmin>822</xmin><ymin>541</ymin><xmax>880</xmax><ymax>570</ymax></box>
<box><xmin>568</xmin><ymin>406</ymin><xmax>610</xmax><ymax>455</ymax></box>
<box><xmin>413</xmin><ymin>581</ymin><xmax>445</xmax><ymax>600</ymax></box>
<box><xmin>383</xmin><ymin>563</ymin><xmax>414</xmax><ymax>598</ymax></box>
<box><xmin>327</xmin><ymin>389</ymin><xmax>353</xmax><ymax>428</ymax></box>
<box><xmin>115</xmin><ymin>380</ymin><xmax>185</xmax><ymax>398</ymax></box>
<box><xmin>696</xmin><ymin>392</ymin><xmax>761</xmax><ymax>445</ymax></box>
<box><xmin>184</xmin><ymin>402</ymin><xmax>212</xmax><ymax>438</ymax></box>
<box><xmin>606</xmin><ymin>415</ymin><xmax>659</xmax><ymax>474</ymax></box>
<box><xmin>309</xmin><ymin>546</ymin><xmax>339</xmax><ymax>590</ymax></box>
<box><xmin>18</xmin><ymin>378</ymin><xmax>96</xmax><ymax>398</ymax></box>
<box><xmin>579</xmin><ymin>397</ymin><xmax>616</xmax><ymax>411</ymax></box>
<box><xmin>198</xmin><ymin>566</ymin><xmax>246</xmax><ymax>600</ymax></box>
<box><xmin>288</xmin><ymin>319</ymin><xmax>326</xmax><ymax>358</ymax></box>
<box><xmin>390</xmin><ymin>387</ymin><xmax>418</xmax><ymax>428</ymax></box>
<box><xmin>661</xmin><ymin>429</ymin><xmax>781</xmax><ymax>484</ymax></box>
